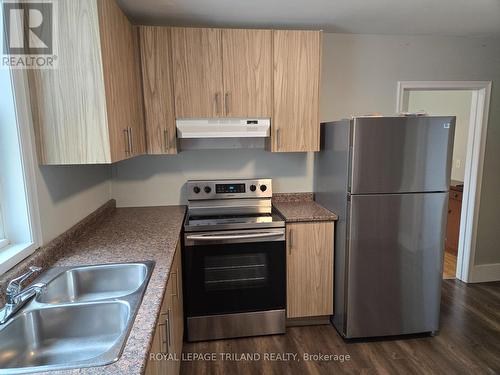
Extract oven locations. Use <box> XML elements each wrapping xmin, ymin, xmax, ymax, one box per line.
<box><xmin>182</xmin><ymin>178</ymin><xmax>286</xmax><ymax>342</ymax></box>
<box><xmin>183</xmin><ymin>228</ymin><xmax>286</xmax><ymax>341</ymax></box>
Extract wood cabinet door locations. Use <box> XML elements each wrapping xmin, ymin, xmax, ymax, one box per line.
<box><xmin>272</xmin><ymin>30</ymin><xmax>322</xmax><ymax>152</ymax></box>
<box><xmin>139</xmin><ymin>26</ymin><xmax>177</xmax><ymax>154</ymax></box>
<box><xmin>146</xmin><ymin>275</ymin><xmax>174</xmax><ymax>374</ymax></box>
<box><xmin>171</xmin><ymin>27</ymin><xmax>224</xmax><ymax>118</ymax></box>
<box><xmin>27</xmin><ymin>0</ymin><xmax>112</xmax><ymax>164</ymax></box>
<box><xmin>97</xmin><ymin>0</ymin><xmax>145</xmax><ymax>162</ymax></box>
<box><xmin>446</xmin><ymin>196</ymin><xmax>462</xmax><ymax>255</ymax></box>
<box><xmin>144</xmin><ymin>322</ymin><xmax>163</xmax><ymax>375</ymax></box>
<box><xmin>222</xmin><ymin>29</ymin><xmax>272</xmax><ymax>117</ymax></box>
<box><xmin>171</xmin><ymin>242</ymin><xmax>184</xmax><ymax>374</ymax></box>
<box><xmin>286</xmin><ymin>222</ymin><xmax>334</xmax><ymax>318</ymax></box>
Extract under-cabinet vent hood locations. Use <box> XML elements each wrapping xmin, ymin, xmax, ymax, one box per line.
<box><xmin>176</xmin><ymin>118</ymin><xmax>271</xmax><ymax>139</ymax></box>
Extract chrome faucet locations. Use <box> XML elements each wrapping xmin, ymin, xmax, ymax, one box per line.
<box><xmin>0</xmin><ymin>266</ymin><xmax>45</xmax><ymax>324</ymax></box>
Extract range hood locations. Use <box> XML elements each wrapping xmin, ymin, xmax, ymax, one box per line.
<box><xmin>176</xmin><ymin>118</ymin><xmax>270</xmax><ymax>139</ymax></box>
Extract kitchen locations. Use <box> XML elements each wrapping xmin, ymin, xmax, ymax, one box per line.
<box><xmin>0</xmin><ymin>0</ymin><xmax>500</xmax><ymax>374</ymax></box>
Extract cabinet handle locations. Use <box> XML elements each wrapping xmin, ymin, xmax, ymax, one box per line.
<box><xmin>214</xmin><ymin>93</ymin><xmax>221</xmax><ymax>115</ymax></box>
<box><xmin>175</xmin><ymin>267</ymin><xmax>180</xmax><ymax>299</ymax></box>
<box><xmin>159</xmin><ymin>314</ymin><xmax>167</xmax><ymax>353</ymax></box>
<box><xmin>129</xmin><ymin>127</ymin><xmax>133</xmax><ymax>154</ymax></box>
<box><xmin>123</xmin><ymin>129</ymin><xmax>130</xmax><ymax>155</ymax></box>
<box><xmin>164</xmin><ymin>128</ymin><xmax>169</xmax><ymax>152</ymax></box>
<box><xmin>166</xmin><ymin>308</ymin><xmax>172</xmax><ymax>351</ymax></box>
<box><xmin>171</xmin><ymin>270</ymin><xmax>179</xmax><ymax>299</ymax></box>
<box><xmin>276</xmin><ymin>128</ymin><xmax>281</xmax><ymax>150</ymax></box>
<box><xmin>289</xmin><ymin>229</ymin><xmax>293</xmax><ymax>254</ymax></box>
<box><xmin>225</xmin><ymin>92</ymin><xmax>230</xmax><ymax>115</ymax></box>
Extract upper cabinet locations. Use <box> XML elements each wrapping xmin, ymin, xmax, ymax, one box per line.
<box><xmin>272</xmin><ymin>30</ymin><xmax>322</xmax><ymax>152</ymax></box>
<box><xmin>139</xmin><ymin>26</ymin><xmax>177</xmax><ymax>154</ymax></box>
<box><xmin>222</xmin><ymin>29</ymin><xmax>272</xmax><ymax>117</ymax></box>
<box><xmin>171</xmin><ymin>27</ymin><xmax>273</xmax><ymax>119</ymax></box>
<box><xmin>28</xmin><ymin>0</ymin><xmax>145</xmax><ymax>164</ymax></box>
<box><xmin>171</xmin><ymin>27</ymin><xmax>224</xmax><ymax>118</ymax></box>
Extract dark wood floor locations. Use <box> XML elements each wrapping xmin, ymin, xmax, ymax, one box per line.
<box><xmin>181</xmin><ymin>280</ymin><xmax>500</xmax><ymax>374</ymax></box>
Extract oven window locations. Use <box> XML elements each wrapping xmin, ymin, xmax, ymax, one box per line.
<box><xmin>204</xmin><ymin>253</ymin><xmax>268</xmax><ymax>291</ymax></box>
<box><xmin>183</xmin><ymin>240</ymin><xmax>286</xmax><ymax>316</ymax></box>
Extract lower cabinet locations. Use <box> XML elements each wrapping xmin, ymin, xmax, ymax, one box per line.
<box><xmin>286</xmin><ymin>221</ymin><xmax>334</xmax><ymax>319</ymax></box>
<box><xmin>146</xmin><ymin>240</ymin><xmax>183</xmax><ymax>375</ymax></box>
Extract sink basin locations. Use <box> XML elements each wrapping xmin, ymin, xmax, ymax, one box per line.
<box><xmin>37</xmin><ymin>263</ymin><xmax>149</xmax><ymax>304</ymax></box>
<box><xmin>0</xmin><ymin>261</ymin><xmax>154</xmax><ymax>374</ymax></box>
<box><xmin>0</xmin><ymin>302</ymin><xmax>129</xmax><ymax>373</ymax></box>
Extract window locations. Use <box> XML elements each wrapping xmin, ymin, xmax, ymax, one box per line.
<box><xmin>0</xmin><ymin>4</ymin><xmax>41</xmax><ymax>274</ymax></box>
<box><xmin>0</xmin><ymin>69</ymin><xmax>41</xmax><ymax>274</ymax></box>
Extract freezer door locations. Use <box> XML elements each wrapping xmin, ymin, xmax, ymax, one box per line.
<box><xmin>350</xmin><ymin>117</ymin><xmax>455</xmax><ymax>194</ymax></box>
<box><xmin>345</xmin><ymin>192</ymin><xmax>447</xmax><ymax>338</ymax></box>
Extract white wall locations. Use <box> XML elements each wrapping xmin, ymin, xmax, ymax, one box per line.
<box><xmin>112</xmin><ymin>151</ymin><xmax>313</xmax><ymax>207</ymax></box>
<box><xmin>35</xmin><ymin>166</ymin><xmax>112</xmax><ymax>244</ymax></box>
<box><xmin>406</xmin><ymin>90</ymin><xmax>472</xmax><ymax>182</ymax></box>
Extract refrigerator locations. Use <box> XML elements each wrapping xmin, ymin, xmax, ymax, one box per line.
<box><xmin>314</xmin><ymin>116</ymin><xmax>455</xmax><ymax>338</ymax></box>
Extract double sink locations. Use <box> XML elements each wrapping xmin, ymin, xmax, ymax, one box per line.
<box><xmin>0</xmin><ymin>261</ymin><xmax>154</xmax><ymax>374</ymax></box>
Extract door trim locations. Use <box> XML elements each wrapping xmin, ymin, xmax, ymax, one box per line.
<box><xmin>396</xmin><ymin>81</ymin><xmax>492</xmax><ymax>283</ymax></box>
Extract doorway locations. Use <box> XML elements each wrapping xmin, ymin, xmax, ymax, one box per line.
<box><xmin>396</xmin><ymin>81</ymin><xmax>491</xmax><ymax>282</ymax></box>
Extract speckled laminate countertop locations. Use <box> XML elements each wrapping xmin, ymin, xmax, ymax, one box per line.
<box><xmin>25</xmin><ymin>205</ymin><xmax>186</xmax><ymax>375</ymax></box>
<box><xmin>272</xmin><ymin>193</ymin><xmax>338</xmax><ymax>222</ymax></box>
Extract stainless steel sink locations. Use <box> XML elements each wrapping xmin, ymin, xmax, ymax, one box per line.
<box><xmin>37</xmin><ymin>263</ymin><xmax>149</xmax><ymax>304</ymax></box>
<box><xmin>0</xmin><ymin>261</ymin><xmax>154</xmax><ymax>374</ymax></box>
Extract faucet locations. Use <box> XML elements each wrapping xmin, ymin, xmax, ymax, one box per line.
<box><xmin>0</xmin><ymin>266</ymin><xmax>45</xmax><ymax>324</ymax></box>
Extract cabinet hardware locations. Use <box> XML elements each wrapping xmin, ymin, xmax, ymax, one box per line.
<box><xmin>167</xmin><ymin>308</ymin><xmax>172</xmax><ymax>350</ymax></box>
<box><xmin>214</xmin><ymin>93</ymin><xmax>221</xmax><ymax>115</ymax></box>
<box><xmin>276</xmin><ymin>128</ymin><xmax>281</xmax><ymax>150</ymax></box>
<box><xmin>159</xmin><ymin>313</ymin><xmax>167</xmax><ymax>353</ymax></box>
<box><xmin>171</xmin><ymin>270</ymin><xmax>179</xmax><ymax>298</ymax></box>
<box><xmin>289</xmin><ymin>228</ymin><xmax>293</xmax><ymax>254</ymax></box>
<box><xmin>129</xmin><ymin>127</ymin><xmax>133</xmax><ymax>154</ymax></box>
<box><xmin>175</xmin><ymin>267</ymin><xmax>180</xmax><ymax>299</ymax></box>
<box><xmin>123</xmin><ymin>129</ymin><xmax>130</xmax><ymax>155</ymax></box>
<box><xmin>225</xmin><ymin>92</ymin><xmax>230</xmax><ymax>114</ymax></box>
<box><xmin>164</xmin><ymin>128</ymin><xmax>169</xmax><ymax>152</ymax></box>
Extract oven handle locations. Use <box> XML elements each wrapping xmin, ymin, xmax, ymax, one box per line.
<box><xmin>186</xmin><ymin>232</ymin><xmax>283</xmax><ymax>241</ymax></box>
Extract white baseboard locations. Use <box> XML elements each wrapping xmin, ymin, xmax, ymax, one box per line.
<box><xmin>468</xmin><ymin>263</ymin><xmax>500</xmax><ymax>283</ymax></box>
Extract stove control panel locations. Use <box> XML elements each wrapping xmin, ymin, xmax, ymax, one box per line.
<box><xmin>187</xmin><ymin>179</ymin><xmax>272</xmax><ymax>200</ymax></box>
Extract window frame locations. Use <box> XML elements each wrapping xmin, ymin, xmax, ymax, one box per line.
<box><xmin>0</xmin><ymin>201</ymin><xmax>8</xmax><ymax>249</ymax></box>
<box><xmin>0</xmin><ymin>68</ymin><xmax>42</xmax><ymax>273</ymax></box>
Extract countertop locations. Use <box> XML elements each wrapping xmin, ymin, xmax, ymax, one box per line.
<box><xmin>450</xmin><ymin>180</ymin><xmax>464</xmax><ymax>192</ymax></box>
<box><xmin>272</xmin><ymin>193</ymin><xmax>338</xmax><ymax>222</ymax></box>
<box><xmin>32</xmin><ymin>205</ymin><xmax>186</xmax><ymax>375</ymax></box>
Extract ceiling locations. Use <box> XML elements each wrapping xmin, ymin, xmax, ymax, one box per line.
<box><xmin>117</xmin><ymin>0</ymin><xmax>500</xmax><ymax>37</ymax></box>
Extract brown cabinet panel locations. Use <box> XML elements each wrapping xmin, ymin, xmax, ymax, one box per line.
<box><xmin>145</xmin><ymin>240</ymin><xmax>183</xmax><ymax>375</ymax></box>
<box><xmin>171</xmin><ymin>27</ymin><xmax>224</xmax><ymax>118</ymax></box>
<box><xmin>272</xmin><ymin>30</ymin><xmax>322</xmax><ymax>152</ymax></box>
<box><xmin>222</xmin><ymin>29</ymin><xmax>272</xmax><ymax>117</ymax></box>
<box><xmin>286</xmin><ymin>221</ymin><xmax>334</xmax><ymax>318</ymax></box>
<box><xmin>139</xmin><ymin>26</ymin><xmax>177</xmax><ymax>154</ymax></box>
<box><xmin>446</xmin><ymin>192</ymin><xmax>462</xmax><ymax>255</ymax></box>
<box><xmin>97</xmin><ymin>0</ymin><xmax>145</xmax><ymax>161</ymax></box>
<box><xmin>29</xmin><ymin>0</ymin><xmax>145</xmax><ymax>164</ymax></box>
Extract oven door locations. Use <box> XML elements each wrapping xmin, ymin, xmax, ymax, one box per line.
<box><xmin>183</xmin><ymin>228</ymin><xmax>286</xmax><ymax>317</ymax></box>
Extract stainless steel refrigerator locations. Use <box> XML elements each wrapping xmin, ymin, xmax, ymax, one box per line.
<box><xmin>314</xmin><ymin>116</ymin><xmax>455</xmax><ymax>338</ymax></box>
